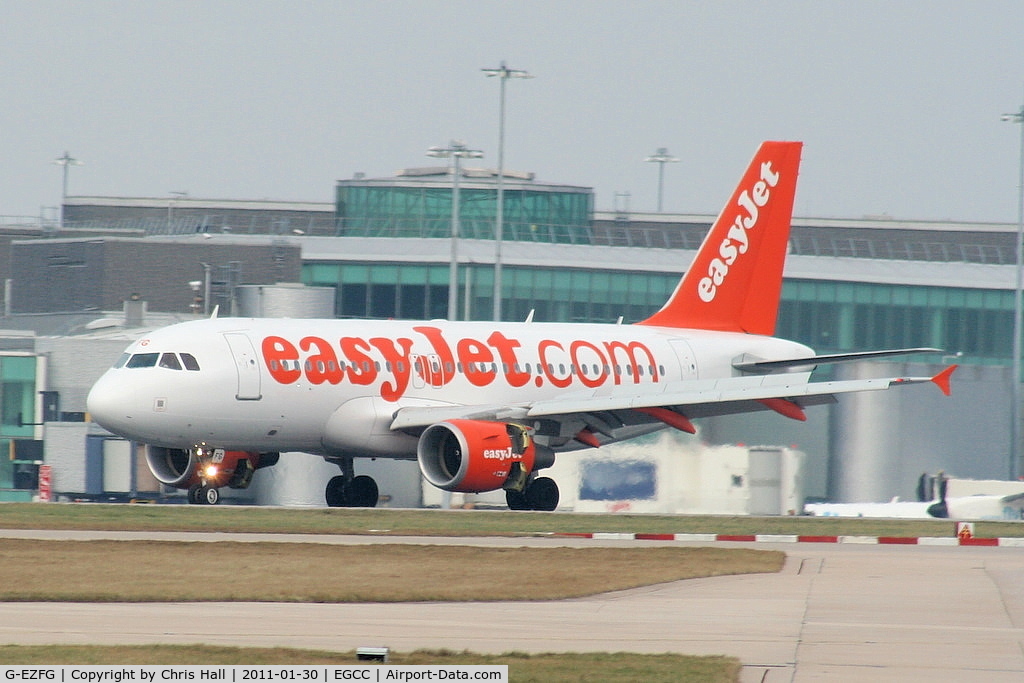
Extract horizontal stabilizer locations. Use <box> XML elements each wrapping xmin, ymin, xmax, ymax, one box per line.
<box><xmin>733</xmin><ymin>347</ymin><xmax>944</xmax><ymax>373</ymax></box>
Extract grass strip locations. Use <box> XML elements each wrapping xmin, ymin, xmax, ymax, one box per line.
<box><xmin>0</xmin><ymin>502</ymin><xmax>1017</xmax><ymax>538</ymax></box>
<box><xmin>0</xmin><ymin>540</ymin><xmax>782</xmax><ymax>602</ymax></box>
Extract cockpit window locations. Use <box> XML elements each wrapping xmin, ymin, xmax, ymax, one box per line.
<box><xmin>125</xmin><ymin>352</ymin><xmax>159</xmax><ymax>368</ymax></box>
<box><xmin>113</xmin><ymin>353</ymin><xmax>130</xmax><ymax>369</ymax></box>
<box><xmin>159</xmin><ymin>353</ymin><xmax>182</xmax><ymax>370</ymax></box>
<box><xmin>180</xmin><ymin>353</ymin><xmax>200</xmax><ymax>371</ymax></box>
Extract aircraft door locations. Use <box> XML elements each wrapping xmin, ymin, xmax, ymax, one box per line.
<box><xmin>669</xmin><ymin>339</ymin><xmax>699</xmax><ymax>381</ymax></box>
<box><xmin>223</xmin><ymin>332</ymin><xmax>263</xmax><ymax>400</ymax></box>
<box><xmin>410</xmin><ymin>354</ymin><xmax>426</xmax><ymax>390</ymax></box>
<box><xmin>426</xmin><ymin>355</ymin><xmax>443</xmax><ymax>387</ymax></box>
<box><xmin>410</xmin><ymin>353</ymin><xmax>443</xmax><ymax>390</ymax></box>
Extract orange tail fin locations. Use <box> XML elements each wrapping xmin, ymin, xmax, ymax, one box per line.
<box><xmin>638</xmin><ymin>141</ymin><xmax>802</xmax><ymax>335</ymax></box>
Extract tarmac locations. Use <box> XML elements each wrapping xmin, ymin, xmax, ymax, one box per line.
<box><xmin>1</xmin><ymin>531</ymin><xmax>1022</xmax><ymax>681</ymax></box>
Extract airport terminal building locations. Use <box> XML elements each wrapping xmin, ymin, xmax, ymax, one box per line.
<box><xmin>0</xmin><ymin>165</ymin><xmax>1017</xmax><ymax>508</ymax></box>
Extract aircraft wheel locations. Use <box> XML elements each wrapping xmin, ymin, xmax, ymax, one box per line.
<box><xmin>347</xmin><ymin>475</ymin><xmax>379</xmax><ymax>508</ymax></box>
<box><xmin>325</xmin><ymin>475</ymin><xmax>348</xmax><ymax>507</ymax></box>
<box><xmin>505</xmin><ymin>489</ymin><xmax>529</xmax><ymax>510</ymax></box>
<box><xmin>525</xmin><ymin>477</ymin><xmax>559</xmax><ymax>511</ymax></box>
<box><xmin>187</xmin><ymin>484</ymin><xmax>203</xmax><ymax>505</ymax></box>
<box><xmin>199</xmin><ymin>485</ymin><xmax>220</xmax><ymax>505</ymax></box>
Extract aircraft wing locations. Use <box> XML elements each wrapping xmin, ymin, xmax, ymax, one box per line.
<box><xmin>391</xmin><ymin>366</ymin><xmax>956</xmax><ymax>442</ymax></box>
<box><xmin>1000</xmin><ymin>493</ymin><xmax>1024</xmax><ymax>507</ymax></box>
<box><xmin>526</xmin><ymin>366</ymin><xmax>954</xmax><ymax>423</ymax></box>
<box><xmin>732</xmin><ymin>347</ymin><xmax>943</xmax><ymax>372</ymax></box>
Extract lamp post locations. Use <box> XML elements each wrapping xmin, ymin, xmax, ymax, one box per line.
<box><xmin>1003</xmin><ymin>103</ymin><xmax>1024</xmax><ymax>480</ymax></box>
<box><xmin>644</xmin><ymin>147</ymin><xmax>679</xmax><ymax>213</ymax></box>
<box><xmin>482</xmin><ymin>61</ymin><xmax>533</xmax><ymax>321</ymax></box>
<box><xmin>52</xmin><ymin>151</ymin><xmax>82</xmax><ymax>227</ymax></box>
<box><xmin>168</xmin><ymin>190</ymin><xmax>188</xmax><ymax>229</ymax></box>
<box><xmin>427</xmin><ymin>141</ymin><xmax>484</xmax><ymax>321</ymax></box>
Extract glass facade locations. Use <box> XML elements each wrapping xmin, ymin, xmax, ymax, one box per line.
<box><xmin>336</xmin><ymin>181</ymin><xmax>594</xmax><ymax>244</ymax></box>
<box><xmin>776</xmin><ymin>280</ymin><xmax>1013</xmax><ymax>362</ymax></box>
<box><xmin>304</xmin><ymin>261</ymin><xmax>1012</xmax><ymax>365</ymax></box>
<box><xmin>304</xmin><ymin>262</ymin><xmax>678</xmax><ymax>325</ymax></box>
<box><xmin>0</xmin><ymin>354</ymin><xmax>39</xmax><ymax>498</ymax></box>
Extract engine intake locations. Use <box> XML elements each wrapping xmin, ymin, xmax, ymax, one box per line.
<box><xmin>145</xmin><ymin>446</ymin><xmax>269</xmax><ymax>490</ymax></box>
<box><xmin>417</xmin><ymin>420</ymin><xmax>536</xmax><ymax>493</ymax></box>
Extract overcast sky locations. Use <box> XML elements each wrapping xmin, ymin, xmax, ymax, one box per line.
<box><xmin>3</xmin><ymin>1</ymin><xmax>1024</xmax><ymax>223</ymax></box>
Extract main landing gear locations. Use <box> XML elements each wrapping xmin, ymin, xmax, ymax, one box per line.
<box><xmin>505</xmin><ymin>475</ymin><xmax>560</xmax><ymax>512</ymax></box>
<box><xmin>325</xmin><ymin>456</ymin><xmax>379</xmax><ymax>507</ymax></box>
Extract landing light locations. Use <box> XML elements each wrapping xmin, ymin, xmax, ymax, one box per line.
<box><xmin>204</xmin><ymin>464</ymin><xmax>219</xmax><ymax>479</ymax></box>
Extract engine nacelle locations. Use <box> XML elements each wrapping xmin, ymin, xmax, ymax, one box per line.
<box><xmin>417</xmin><ymin>420</ymin><xmax>536</xmax><ymax>493</ymax></box>
<box><xmin>145</xmin><ymin>446</ymin><xmax>272</xmax><ymax>490</ymax></box>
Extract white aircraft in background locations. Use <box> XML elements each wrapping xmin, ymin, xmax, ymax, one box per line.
<box><xmin>87</xmin><ymin>141</ymin><xmax>955</xmax><ymax>508</ymax></box>
<box><xmin>804</xmin><ymin>496</ymin><xmax>1024</xmax><ymax>521</ymax></box>
<box><xmin>805</xmin><ymin>474</ymin><xmax>1024</xmax><ymax>521</ymax></box>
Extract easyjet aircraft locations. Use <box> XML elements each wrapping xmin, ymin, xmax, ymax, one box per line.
<box><xmin>86</xmin><ymin>141</ymin><xmax>955</xmax><ymax>509</ymax></box>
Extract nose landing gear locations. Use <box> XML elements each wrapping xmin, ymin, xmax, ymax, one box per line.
<box><xmin>188</xmin><ymin>483</ymin><xmax>220</xmax><ymax>505</ymax></box>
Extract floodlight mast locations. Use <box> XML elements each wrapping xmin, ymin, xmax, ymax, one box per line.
<box><xmin>1003</xmin><ymin>102</ymin><xmax>1024</xmax><ymax>481</ymax></box>
<box><xmin>426</xmin><ymin>140</ymin><xmax>484</xmax><ymax>321</ymax></box>
<box><xmin>482</xmin><ymin>61</ymin><xmax>533</xmax><ymax>321</ymax></box>
<box><xmin>52</xmin><ymin>151</ymin><xmax>83</xmax><ymax>228</ymax></box>
<box><xmin>644</xmin><ymin>147</ymin><xmax>679</xmax><ymax>213</ymax></box>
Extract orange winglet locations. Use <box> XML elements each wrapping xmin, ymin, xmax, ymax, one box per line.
<box><xmin>636</xmin><ymin>406</ymin><xmax>697</xmax><ymax>434</ymax></box>
<box><xmin>931</xmin><ymin>365</ymin><xmax>957</xmax><ymax>397</ymax></box>
<box><xmin>758</xmin><ymin>397</ymin><xmax>807</xmax><ymax>422</ymax></box>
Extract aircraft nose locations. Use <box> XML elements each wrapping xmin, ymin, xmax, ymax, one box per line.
<box><xmin>86</xmin><ymin>372</ymin><xmax>134</xmax><ymax>433</ymax></box>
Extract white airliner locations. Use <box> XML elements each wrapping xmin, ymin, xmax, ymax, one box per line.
<box><xmin>86</xmin><ymin>141</ymin><xmax>955</xmax><ymax>508</ymax></box>
<box><xmin>804</xmin><ymin>495</ymin><xmax>1024</xmax><ymax>521</ymax></box>
<box><xmin>805</xmin><ymin>473</ymin><xmax>1024</xmax><ymax>520</ymax></box>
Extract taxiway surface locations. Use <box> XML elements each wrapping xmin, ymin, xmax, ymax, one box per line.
<box><xmin>1</xmin><ymin>530</ymin><xmax>1022</xmax><ymax>682</ymax></box>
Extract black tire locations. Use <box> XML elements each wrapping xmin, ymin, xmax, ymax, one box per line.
<box><xmin>187</xmin><ymin>484</ymin><xmax>202</xmax><ymax>505</ymax></box>
<box><xmin>525</xmin><ymin>477</ymin><xmax>559</xmax><ymax>511</ymax></box>
<box><xmin>325</xmin><ymin>475</ymin><xmax>348</xmax><ymax>507</ymax></box>
<box><xmin>347</xmin><ymin>475</ymin><xmax>379</xmax><ymax>508</ymax></box>
<box><xmin>505</xmin><ymin>489</ymin><xmax>530</xmax><ymax>510</ymax></box>
<box><xmin>200</xmin><ymin>485</ymin><xmax>219</xmax><ymax>505</ymax></box>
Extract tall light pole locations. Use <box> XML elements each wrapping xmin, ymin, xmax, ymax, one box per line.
<box><xmin>644</xmin><ymin>147</ymin><xmax>679</xmax><ymax>213</ymax></box>
<box><xmin>1003</xmin><ymin>103</ymin><xmax>1024</xmax><ymax>480</ymax></box>
<box><xmin>427</xmin><ymin>140</ymin><xmax>483</xmax><ymax>321</ymax></box>
<box><xmin>482</xmin><ymin>61</ymin><xmax>533</xmax><ymax>321</ymax></box>
<box><xmin>52</xmin><ymin>151</ymin><xmax>82</xmax><ymax>227</ymax></box>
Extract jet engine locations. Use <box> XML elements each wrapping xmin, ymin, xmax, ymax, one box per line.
<box><xmin>145</xmin><ymin>446</ymin><xmax>278</xmax><ymax>504</ymax></box>
<box><xmin>417</xmin><ymin>419</ymin><xmax>538</xmax><ymax>493</ymax></box>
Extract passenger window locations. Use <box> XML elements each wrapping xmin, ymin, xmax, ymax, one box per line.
<box><xmin>159</xmin><ymin>353</ymin><xmax>183</xmax><ymax>370</ymax></box>
<box><xmin>126</xmin><ymin>353</ymin><xmax>159</xmax><ymax>368</ymax></box>
<box><xmin>113</xmin><ymin>353</ymin><xmax>130</xmax><ymax>369</ymax></box>
<box><xmin>180</xmin><ymin>353</ymin><xmax>200</xmax><ymax>371</ymax></box>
